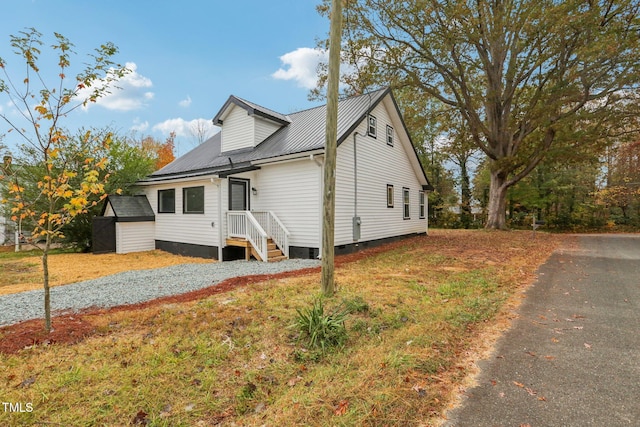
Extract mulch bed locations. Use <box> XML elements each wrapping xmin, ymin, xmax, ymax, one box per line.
<box><xmin>0</xmin><ymin>237</ymin><xmax>420</xmax><ymax>356</ymax></box>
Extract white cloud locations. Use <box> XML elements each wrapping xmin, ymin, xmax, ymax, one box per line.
<box><xmin>130</xmin><ymin>118</ymin><xmax>149</xmax><ymax>132</ymax></box>
<box><xmin>152</xmin><ymin>118</ymin><xmax>217</xmax><ymax>139</ymax></box>
<box><xmin>179</xmin><ymin>96</ymin><xmax>192</xmax><ymax>108</ymax></box>
<box><xmin>272</xmin><ymin>47</ymin><xmax>327</xmax><ymax>89</ymax></box>
<box><xmin>78</xmin><ymin>62</ymin><xmax>154</xmax><ymax>111</ymax></box>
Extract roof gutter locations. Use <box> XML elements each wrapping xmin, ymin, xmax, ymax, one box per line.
<box><xmin>135</xmin><ymin>173</ymin><xmax>220</xmax><ymax>185</ymax></box>
<box><xmin>250</xmin><ymin>148</ymin><xmax>325</xmax><ymax>166</ymax></box>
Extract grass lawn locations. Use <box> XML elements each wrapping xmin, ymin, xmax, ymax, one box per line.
<box><xmin>0</xmin><ymin>230</ymin><xmax>565</xmax><ymax>426</ymax></box>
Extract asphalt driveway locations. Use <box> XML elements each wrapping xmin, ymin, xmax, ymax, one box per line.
<box><xmin>444</xmin><ymin>234</ymin><xmax>640</xmax><ymax>427</ymax></box>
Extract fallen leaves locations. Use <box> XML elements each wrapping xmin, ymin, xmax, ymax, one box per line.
<box><xmin>287</xmin><ymin>376</ymin><xmax>304</xmax><ymax>387</ymax></box>
<box><xmin>132</xmin><ymin>410</ymin><xmax>148</xmax><ymax>425</ymax></box>
<box><xmin>512</xmin><ymin>381</ymin><xmax>546</xmax><ymax>401</ymax></box>
<box><xmin>334</xmin><ymin>399</ymin><xmax>349</xmax><ymax>416</ymax></box>
<box><xmin>412</xmin><ymin>382</ymin><xmax>428</xmax><ymax>396</ymax></box>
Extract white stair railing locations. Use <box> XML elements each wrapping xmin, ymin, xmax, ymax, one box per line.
<box><xmin>251</xmin><ymin>211</ymin><xmax>290</xmax><ymax>258</ymax></box>
<box><xmin>226</xmin><ymin>211</ymin><xmax>268</xmax><ymax>262</ymax></box>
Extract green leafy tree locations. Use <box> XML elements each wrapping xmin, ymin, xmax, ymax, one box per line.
<box><xmin>0</xmin><ymin>28</ymin><xmax>128</xmax><ymax>332</ymax></box>
<box><xmin>318</xmin><ymin>0</ymin><xmax>640</xmax><ymax>229</ymax></box>
<box><xmin>596</xmin><ymin>140</ymin><xmax>640</xmax><ymax>225</ymax></box>
<box><xmin>59</xmin><ymin>129</ymin><xmax>157</xmax><ymax>250</ymax></box>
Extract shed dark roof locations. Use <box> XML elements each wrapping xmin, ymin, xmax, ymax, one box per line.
<box><xmin>144</xmin><ymin>88</ymin><xmax>390</xmax><ymax>182</ymax></box>
<box><xmin>101</xmin><ymin>195</ymin><xmax>155</xmax><ymax>222</ymax></box>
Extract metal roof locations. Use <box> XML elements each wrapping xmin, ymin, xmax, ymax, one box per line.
<box><xmin>144</xmin><ymin>88</ymin><xmax>390</xmax><ymax>182</ymax></box>
<box><xmin>140</xmin><ymin>87</ymin><xmax>433</xmax><ymax>191</ymax></box>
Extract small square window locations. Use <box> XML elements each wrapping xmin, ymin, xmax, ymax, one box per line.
<box><xmin>403</xmin><ymin>187</ymin><xmax>410</xmax><ymax>219</ymax></box>
<box><xmin>386</xmin><ymin>125</ymin><xmax>394</xmax><ymax>146</ymax></box>
<box><xmin>387</xmin><ymin>184</ymin><xmax>394</xmax><ymax>208</ymax></box>
<box><xmin>183</xmin><ymin>186</ymin><xmax>205</xmax><ymax>214</ymax></box>
<box><xmin>368</xmin><ymin>115</ymin><xmax>377</xmax><ymax>138</ymax></box>
<box><xmin>158</xmin><ymin>189</ymin><xmax>175</xmax><ymax>213</ymax></box>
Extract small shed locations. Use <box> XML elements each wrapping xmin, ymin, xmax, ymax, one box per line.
<box><xmin>93</xmin><ymin>195</ymin><xmax>155</xmax><ymax>254</ymax></box>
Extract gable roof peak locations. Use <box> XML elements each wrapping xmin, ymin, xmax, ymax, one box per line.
<box><xmin>213</xmin><ymin>95</ymin><xmax>291</xmax><ymax>126</ymax></box>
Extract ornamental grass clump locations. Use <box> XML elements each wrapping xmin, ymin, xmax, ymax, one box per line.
<box><xmin>295</xmin><ymin>298</ymin><xmax>348</xmax><ymax>353</ymax></box>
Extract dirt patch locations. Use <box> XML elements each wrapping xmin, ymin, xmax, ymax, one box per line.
<box><xmin>0</xmin><ymin>236</ymin><xmax>415</xmax><ymax>355</ymax></box>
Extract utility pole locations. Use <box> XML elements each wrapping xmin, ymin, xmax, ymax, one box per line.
<box><xmin>321</xmin><ymin>0</ymin><xmax>343</xmax><ymax>296</ymax></box>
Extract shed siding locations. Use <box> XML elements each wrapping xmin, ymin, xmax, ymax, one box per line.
<box><xmin>144</xmin><ymin>179</ymin><xmax>219</xmax><ymax>248</ymax></box>
<box><xmin>334</xmin><ymin>102</ymin><xmax>426</xmax><ymax>246</ymax></box>
<box><xmin>250</xmin><ymin>159</ymin><xmax>321</xmax><ymax>248</ymax></box>
<box><xmin>221</xmin><ymin>105</ymin><xmax>254</xmax><ymax>152</ymax></box>
<box><xmin>115</xmin><ymin>222</ymin><xmax>155</xmax><ymax>254</ymax></box>
<box><xmin>103</xmin><ymin>204</ymin><xmax>115</xmax><ymax>217</ymax></box>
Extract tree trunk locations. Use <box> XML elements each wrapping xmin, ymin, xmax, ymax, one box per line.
<box><xmin>42</xmin><ymin>237</ymin><xmax>51</xmax><ymax>333</ymax></box>
<box><xmin>460</xmin><ymin>159</ymin><xmax>472</xmax><ymax>228</ymax></box>
<box><xmin>485</xmin><ymin>170</ymin><xmax>509</xmax><ymax>229</ymax></box>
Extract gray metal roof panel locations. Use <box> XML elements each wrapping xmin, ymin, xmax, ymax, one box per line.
<box><xmin>147</xmin><ymin>88</ymin><xmax>389</xmax><ymax>179</ymax></box>
<box><xmin>246</xmin><ymin>88</ymin><xmax>389</xmax><ymax>161</ymax></box>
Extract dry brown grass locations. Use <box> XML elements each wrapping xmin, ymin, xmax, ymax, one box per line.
<box><xmin>0</xmin><ymin>230</ymin><xmax>567</xmax><ymax>426</ymax></box>
<box><xmin>0</xmin><ymin>250</ymin><xmax>212</xmax><ymax>296</ymax></box>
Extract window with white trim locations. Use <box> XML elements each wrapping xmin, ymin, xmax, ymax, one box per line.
<box><xmin>387</xmin><ymin>184</ymin><xmax>394</xmax><ymax>208</ymax></box>
<box><xmin>158</xmin><ymin>189</ymin><xmax>175</xmax><ymax>213</ymax></box>
<box><xmin>386</xmin><ymin>125</ymin><xmax>394</xmax><ymax>146</ymax></box>
<box><xmin>368</xmin><ymin>114</ymin><xmax>377</xmax><ymax>138</ymax></box>
<box><xmin>403</xmin><ymin>187</ymin><xmax>410</xmax><ymax>219</ymax></box>
<box><xmin>419</xmin><ymin>191</ymin><xmax>426</xmax><ymax>219</ymax></box>
<box><xmin>183</xmin><ymin>186</ymin><xmax>205</xmax><ymax>214</ymax></box>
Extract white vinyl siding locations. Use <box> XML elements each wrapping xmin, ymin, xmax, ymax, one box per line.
<box><xmin>334</xmin><ymin>99</ymin><xmax>426</xmax><ymax>246</ymax></box>
<box><xmin>221</xmin><ymin>105</ymin><xmax>254</xmax><ymax>152</ymax></box>
<box><xmin>115</xmin><ymin>222</ymin><xmax>155</xmax><ymax>254</ymax></box>
<box><xmin>221</xmin><ymin>105</ymin><xmax>283</xmax><ymax>152</ymax></box>
<box><xmin>145</xmin><ymin>179</ymin><xmax>219</xmax><ymax>247</ymax></box>
<box><xmin>250</xmin><ymin>159</ymin><xmax>320</xmax><ymax>248</ymax></box>
<box><xmin>254</xmin><ymin>117</ymin><xmax>281</xmax><ymax>146</ymax></box>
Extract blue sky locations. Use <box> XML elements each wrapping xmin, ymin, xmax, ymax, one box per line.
<box><xmin>0</xmin><ymin>1</ymin><xmax>331</xmax><ymax>155</ymax></box>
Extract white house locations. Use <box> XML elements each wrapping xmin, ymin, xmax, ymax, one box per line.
<box><xmin>101</xmin><ymin>88</ymin><xmax>432</xmax><ymax>261</ymax></box>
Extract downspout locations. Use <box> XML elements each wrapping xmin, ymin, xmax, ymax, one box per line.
<box><xmin>213</xmin><ymin>178</ymin><xmax>224</xmax><ymax>261</ymax></box>
<box><xmin>311</xmin><ymin>154</ymin><xmax>324</xmax><ymax>258</ymax></box>
<box><xmin>354</xmin><ymin>132</ymin><xmax>358</xmax><ymax>220</ymax></box>
<box><xmin>353</xmin><ymin>132</ymin><xmax>361</xmax><ymax>243</ymax></box>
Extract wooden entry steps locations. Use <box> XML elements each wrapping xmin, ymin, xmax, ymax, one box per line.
<box><xmin>225</xmin><ymin>237</ymin><xmax>287</xmax><ymax>262</ymax></box>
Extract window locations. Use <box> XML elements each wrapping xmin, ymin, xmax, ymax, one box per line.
<box><xmin>386</xmin><ymin>125</ymin><xmax>394</xmax><ymax>146</ymax></box>
<box><xmin>419</xmin><ymin>191</ymin><xmax>426</xmax><ymax>219</ymax></box>
<box><xmin>403</xmin><ymin>187</ymin><xmax>410</xmax><ymax>219</ymax></box>
<box><xmin>368</xmin><ymin>114</ymin><xmax>377</xmax><ymax>138</ymax></box>
<box><xmin>387</xmin><ymin>184</ymin><xmax>394</xmax><ymax>208</ymax></box>
<box><xmin>158</xmin><ymin>189</ymin><xmax>175</xmax><ymax>213</ymax></box>
<box><xmin>183</xmin><ymin>186</ymin><xmax>205</xmax><ymax>214</ymax></box>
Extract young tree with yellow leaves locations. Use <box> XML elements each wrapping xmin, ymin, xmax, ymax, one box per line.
<box><xmin>0</xmin><ymin>28</ymin><xmax>129</xmax><ymax>332</ymax></box>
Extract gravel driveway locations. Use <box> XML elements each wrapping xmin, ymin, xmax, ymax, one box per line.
<box><xmin>0</xmin><ymin>259</ymin><xmax>320</xmax><ymax>327</ymax></box>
